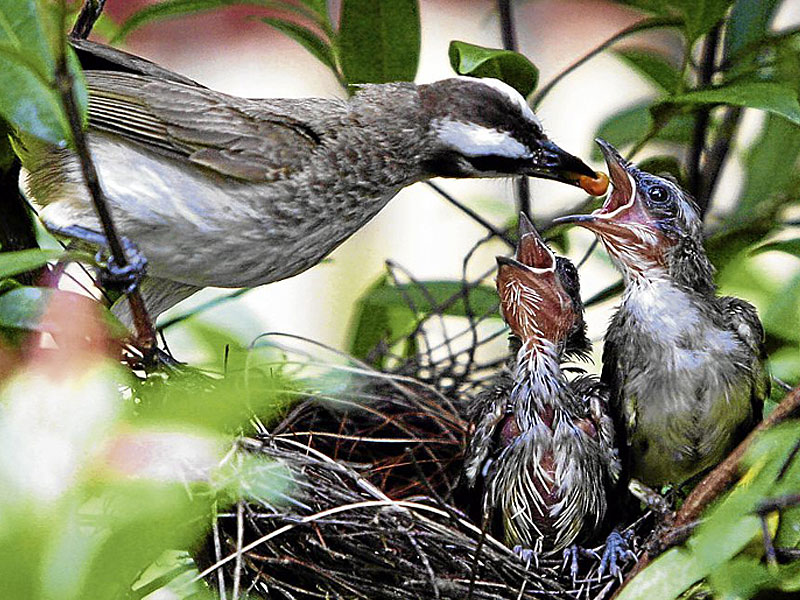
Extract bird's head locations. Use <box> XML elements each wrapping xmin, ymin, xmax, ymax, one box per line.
<box><xmin>418</xmin><ymin>77</ymin><xmax>608</xmax><ymax>194</ymax></box>
<box><xmin>554</xmin><ymin>139</ymin><xmax>703</xmax><ymax>277</ymax></box>
<box><xmin>496</xmin><ymin>213</ymin><xmax>589</xmax><ymax>358</ymax></box>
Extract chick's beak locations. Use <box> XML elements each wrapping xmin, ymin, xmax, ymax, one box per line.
<box><xmin>496</xmin><ymin>214</ymin><xmax>574</xmax><ymax>342</ymax></box>
<box><xmin>526</xmin><ymin>139</ymin><xmax>609</xmax><ymax>196</ymax></box>
<box><xmin>552</xmin><ymin>138</ymin><xmax>653</xmax><ymax>235</ymax></box>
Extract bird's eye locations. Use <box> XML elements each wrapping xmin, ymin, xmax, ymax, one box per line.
<box><xmin>648</xmin><ymin>185</ymin><xmax>669</xmax><ymax>203</ymax></box>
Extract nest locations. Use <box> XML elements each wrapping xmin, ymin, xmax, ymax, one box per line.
<box><xmin>194</xmin><ymin>246</ymin><xmax>653</xmax><ymax>598</ymax></box>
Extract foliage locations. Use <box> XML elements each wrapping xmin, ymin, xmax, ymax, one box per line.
<box><xmin>1</xmin><ymin>0</ymin><xmax>800</xmax><ymax>599</ymax></box>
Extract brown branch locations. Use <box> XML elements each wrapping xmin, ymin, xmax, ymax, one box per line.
<box><xmin>71</xmin><ymin>0</ymin><xmax>106</xmax><ymax>40</ymax></box>
<box><xmin>612</xmin><ymin>384</ymin><xmax>800</xmax><ymax>598</ymax></box>
<box><xmin>55</xmin><ymin>2</ymin><xmax>157</xmax><ymax>357</ymax></box>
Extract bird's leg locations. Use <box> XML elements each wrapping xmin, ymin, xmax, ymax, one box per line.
<box><xmin>629</xmin><ymin>479</ymin><xmax>672</xmax><ymax>517</ymax></box>
<box><xmin>755</xmin><ymin>493</ymin><xmax>800</xmax><ymax>566</ymax></box>
<box><xmin>561</xmin><ymin>544</ymin><xmax>599</xmax><ymax>581</ymax></box>
<box><xmin>512</xmin><ymin>543</ymin><xmax>540</xmax><ymax>568</ymax></box>
<box><xmin>598</xmin><ymin>528</ymin><xmax>636</xmax><ymax>579</ymax></box>
<box><xmin>48</xmin><ymin>224</ymin><xmax>148</xmax><ymax>296</ymax></box>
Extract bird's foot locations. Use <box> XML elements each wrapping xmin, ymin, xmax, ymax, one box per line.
<box><xmin>95</xmin><ymin>238</ymin><xmax>148</xmax><ymax>295</ymax></box>
<box><xmin>48</xmin><ymin>224</ymin><xmax>148</xmax><ymax>295</ymax></box>
<box><xmin>598</xmin><ymin>529</ymin><xmax>636</xmax><ymax>579</ymax></box>
<box><xmin>629</xmin><ymin>479</ymin><xmax>672</xmax><ymax>517</ymax></box>
<box><xmin>562</xmin><ymin>545</ymin><xmax>598</xmax><ymax>581</ymax></box>
<box><xmin>512</xmin><ymin>544</ymin><xmax>538</xmax><ymax>568</ymax></box>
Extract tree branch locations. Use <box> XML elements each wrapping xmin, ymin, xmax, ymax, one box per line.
<box><xmin>55</xmin><ymin>1</ymin><xmax>157</xmax><ymax>356</ymax></box>
<box><xmin>71</xmin><ymin>0</ymin><xmax>106</xmax><ymax>40</ymax></box>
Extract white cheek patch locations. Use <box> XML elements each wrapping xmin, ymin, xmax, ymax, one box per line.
<box><xmin>435</xmin><ymin>118</ymin><xmax>530</xmax><ymax>159</ymax></box>
<box><xmin>462</xmin><ymin>76</ymin><xmax>544</xmax><ymax>130</ymax></box>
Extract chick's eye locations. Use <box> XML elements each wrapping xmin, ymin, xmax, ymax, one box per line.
<box><xmin>648</xmin><ymin>185</ymin><xmax>669</xmax><ymax>203</ymax></box>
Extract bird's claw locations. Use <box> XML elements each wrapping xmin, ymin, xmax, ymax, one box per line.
<box><xmin>512</xmin><ymin>544</ymin><xmax>536</xmax><ymax>567</ymax></box>
<box><xmin>95</xmin><ymin>239</ymin><xmax>148</xmax><ymax>295</ymax></box>
<box><xmin>598</xmin><ymin>529</ymin><xmax>636</xmax><ymax>579</ymax></box>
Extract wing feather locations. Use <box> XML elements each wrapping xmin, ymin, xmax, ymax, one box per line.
<box><xmin>85</xmin><ymin>71</ymin><xmax>325</xmax><ymax>182</ymax></box>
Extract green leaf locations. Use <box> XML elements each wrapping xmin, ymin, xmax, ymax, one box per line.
<box><xmin>636</xmin><ymin>155</ymin><xmax>685</xmax><ymax>185</ymax></box>
<box><xmin>592</xmin><ymin>102</ymin><xmax>695</xmax><ymax>160</ymax></box>
<box><xmin>0</xmin><ymin>0</ymin><xmax>86</xmax><ymax>145</ymax></box>
<box><xmin>752</xmin><ymin>239</ymin><xmax>800</xmax><ymax>259</ymax></box>
<box><xmin>656</xmin><ymin>82</ymin><xmax>800</xmax><ymax>125</ymax></box>
<box><xmin>347</xmin><ymin>277</ymin><xmax>499</xmax><ymax>363</ymax></box>
<box><xmin>0</xmin><ymin>248</ymin><xmax>62</xmax><ymax>279</ymax></box>
<box><xmin>448</xmin><ymin>41</ymin><xmax>539</xmax><ymax>97</ymax></box>
<box><xmin>616</xmin><ymin>48</ymin><xmax>680</xmax><ymax>92</ymax></box>
<box><xmin>763</xmin><ymin>273</ymin><xmax>800</xmax><ymax>343</ymax></box>
<box><xmin>338</xmin><ymin>0</ymin><xmax>420</xmax><ymax>86</ymax></box>
<box><xmin>673</xmin><ymin>0</ymin><xmax>734</xmax><ymax>43</ymax></box>
<box><xmin>260</xmin><ymin>17</ymin><xmax>336</xmax><ymax>71</ymax></box>
<box><xmin>113</xmin><ymin>0</ymin><xmax>331</xmax><ymax>43</ymax></box>
<box><xmin>298</xmin><ymin>0</ymin><xmax>327</xmax><ymax>20</ymax></box>
<box><xmin>737</xmin><ymin>114</ymin><xmax>800</xmax><ymax>215</ymax></box>
<box><xmin>0</xmin><ymin>287</ymin><xmax>127</xmax><ymax>338</ymax></box>
<box><xmin>724</xmin><ymin>0</ymin><xmax>782</xmax><ymax>60</ymax></box>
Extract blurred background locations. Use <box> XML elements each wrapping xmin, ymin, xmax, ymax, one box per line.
<box><xmin>79</xmin><ymin>0</ymin><xmax>800</xmax><ymax>382</ymax></box>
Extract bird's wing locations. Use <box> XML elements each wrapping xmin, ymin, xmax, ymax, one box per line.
<box><xmin>86</xmin><ymin>71</ymin><xmax>329</xmax><ymax>182</ymax></box>
<box><xmin>719</xmin><ymin>296</ymin><xmax>770</xmax><ymax>417</ymax></box>
<box><xmin>463</xmin><ymin>370</ymin><xmax>514</xmax><ymax>487</ymax></box>
<box><xmin>571</xmin><ymin>375</ymin><xmax>621</xmax><ymax>484</ymax></box>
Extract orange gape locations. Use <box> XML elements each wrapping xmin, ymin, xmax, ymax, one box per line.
<box><xmin>578</xmin><ymin>171</ymin><xmax>610</xmax><ymax>196</ymax></box>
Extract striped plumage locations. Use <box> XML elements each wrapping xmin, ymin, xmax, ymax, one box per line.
<box><xmin>465</xmin><ymin>214</ymin><xmax>620</xmax><ymax>553</ymax></box>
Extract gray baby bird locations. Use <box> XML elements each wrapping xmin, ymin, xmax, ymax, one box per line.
<box><xmin>556</xmin><ymin>139</ymin><xmax>769</xmax><ymax>488</ymax></box>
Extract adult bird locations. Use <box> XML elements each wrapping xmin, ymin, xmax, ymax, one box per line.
<box><xmin>464</xmin><ymin>214</ymin><xmax>623</xmax><ymax>573</ymax></box>
<box><xmin>14</xmin><ymin>47</ymin><xmax>606</xmax><ymax>325</ymax></box>
<box><xmin>555</xmin><ymin>139</ymin><xmax>769</xmax><ymax>488</ymax></box>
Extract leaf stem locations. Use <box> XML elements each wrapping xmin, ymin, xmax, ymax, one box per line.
<box><xmin>688</xmin><ymin>23</ymin><xmax>721</xmax><ymax>213</ymax></box>
<box><xmin>531</xmin><ymin>16</ymin><xmax>683</xmax><ymax>110</ymax></box>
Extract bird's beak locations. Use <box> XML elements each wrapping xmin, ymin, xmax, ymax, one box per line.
<box><xmin>553</xmin><ymin>138</ymin><xmax>656</xmax><ymax>237</ymax></box>
<box><xmin>526</xmin><ymin>139</ymin><xmax>609</xmax><ymax>196</ymax></box>
<box><xmin>496</xmin><ymin>213</ymin><xmax>574</xmax><ymax>342</ymax></box>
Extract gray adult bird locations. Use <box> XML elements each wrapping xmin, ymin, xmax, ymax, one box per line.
<box><xmin>555</xmin><ymin>140</ymin><xmax>769</xmax><ymax>488</ymax></box>
<box><xmin>464</xmin><ymin>215</ymin><xmax>621</xmax><ymax>564</ymax></box>
<box><xmin>14</xmin><ymin>64</ymin><xmax>606</xmax><ymax>325</ymax></box>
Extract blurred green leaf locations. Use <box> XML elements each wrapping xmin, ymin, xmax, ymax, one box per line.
<box><xmin>752</xmin><ymin>238</ymin><xmax>800</xmax><ymax>259</ymax></box>
<box><xmin>657</xmin><ymin>82</ymin><xmax>800</xmax><ymax>125</ymax></box>
<box><xmin>0</xmin><ymin>0</ymin><xmax>86</xmax><ymax>145</ymax></box>
<box><xmin>298</xmin><ymin>0</ymin><xmax>327</xmax><ymax>20</ymax></box>
<box><xmin>616</xmin><ymin>47</ymin><xmax>680</xmax><ymax>92</ymax></box>
<box><xmin>673</xmin><ymin>0</ymin><xmax>734</xmax><ymax>43</ymax></box>
<box><xmin>338</xmin><ymin>0</ymin><xmax>420</xmax><ymax>86</ymax></box>
<box><xmin>348</xmin><ymin>277</ymin><xmax>499</xmax><ymax>363</ymax></box>
<box><xmin>0</xmin><ymin>248</ymin><xmax>95</xmax><ymax>280</ymax></box>
<box><xmin>0</xmin><ymin>286</ymin><xmax>127</xmax><ymax>338</ymax></box>
<box><xmin>636</xmin><ymin>154</ymin><xmax>685</xmax><ymax>185</ymax></box>
<box><xmin>448</xmin><ymin>41</ymin><xmax>539</xmax><ymax>97</ymax></box>
<box><xmin>112</xmin><ymin>0</ymin><xmax>330</xmax><ymax>43</ymax></box>
<box><xmin>260</xmin><ymin>17</ymin><xmax>335</xmax><ymax>71</ymax></box>
<box><xmin>724</xmin><ymin>0</ymin><xmax>782</xmax><ymax>60</ymax></box>
<box><xmin>592</xmin><ymin>102</ymin><xmax>695</xmax><ymax>160</ymax></box>
<box><xmin>737</xmin><ymin>114</ymin><xmax>800</xmax><ymax>215</ymax></box>
<box><xmin>0</xmin><ymin>248</ymin><xmax>60</xmax><ymax>278</ymax></box>
<box><xmin>763</xmin><ymin>273</ymin><xmax>800</xmax><ymax>343</ymax></box>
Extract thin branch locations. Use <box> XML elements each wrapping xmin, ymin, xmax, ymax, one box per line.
<box><xmin>71</xmin><ymin>0</ymin><xmax>106</xmax><ymax>39</ymax></box>
<box><xmin>688</xmin><ymin>23</ymin><xmax>721</xmax><ymax>212</ymax></box>
<box><xmin>55</xmin><ymin>1</ymin><xmax>157</xmax><ymax>354</ymax></box>
<box><xmin>425</xmin><ymin>182</ymin><xmax>515</xmax><ymax>247</ymax></box>
<box><xmin>496</xmin><ymin>0</ymin><xmax>531</xmax><ymax>220</ymax></box>
<box><xmin>698</xmin><ymin>106</ymin><xmax>742</xmax><ymax>204</ymax></box>
<box><xmin>532</xmin><ymin>16</ymin><xmax>683</xmax><ymax>109</ymax></box>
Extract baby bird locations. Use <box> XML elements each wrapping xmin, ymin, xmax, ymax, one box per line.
<box><xmin>556</xmin><ymin>139</ymin><xmax>769</xmax><ymax>488</ymax></box>
<box><xmin>465</xmin><ymin>214</ymin><xmax>621</xmax><ymax>568</ymax></box>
